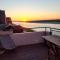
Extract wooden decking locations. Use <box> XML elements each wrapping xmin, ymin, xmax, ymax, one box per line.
<box><xmin>0</xmin><ymin>43</ymin><xmax>48</xmax><ymax>60</ymax></box>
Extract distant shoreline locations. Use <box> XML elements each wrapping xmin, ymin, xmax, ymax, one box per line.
<box><xmin>12</xmin><ymin>19</ymin><xmax>60</xmax><ymax>24</ymax></box>
<box><xmin>27</xmin><ymin>19</ymin><xmax>60</xmax><ymax>24</ymax></box>
<box><xmin>28</xmin><ymin>22</ymin><xmax>60</xmax><ymax>24</ymax></box>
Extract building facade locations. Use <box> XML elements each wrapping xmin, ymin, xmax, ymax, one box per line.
<box><xmin>0</xmin><ymin>10</ymin><xmax>6</xmax><ymax>24</ymax></box>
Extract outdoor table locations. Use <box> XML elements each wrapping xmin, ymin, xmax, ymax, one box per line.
<box><xmin>42</xmin><ymin>35</ymin><xmax>60</xmax><ymax>60</ymax></box>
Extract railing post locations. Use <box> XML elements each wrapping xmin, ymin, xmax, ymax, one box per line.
<box><xmin>50</xmin><ymin>28</ymin><xmax>52</xmax><ymax>35</ymax></box>
<box><xmin>45</xmin><ymin>27</ymin><xmax>47</xmax><ymax>35</ymax></box>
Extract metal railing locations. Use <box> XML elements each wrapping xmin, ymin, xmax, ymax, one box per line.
<box><xmin>30</xmin><ymin>27</ymin><xmax>60</xmax><ymax>35</ymax></box>
<box><xmin>50</xmin><ymin>28</ymin><xmax>60</xmax><ymax>32</ymax></box>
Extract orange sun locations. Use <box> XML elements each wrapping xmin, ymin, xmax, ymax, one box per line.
<box><xmin>22</xmin><ymin>18</ymin><xmax>27</xmax><ymax>22</ymax></box>
<box><xmin>20</xmin><ymin>17</ymin><xmax>29</xmax><ymax>22</ymax></box>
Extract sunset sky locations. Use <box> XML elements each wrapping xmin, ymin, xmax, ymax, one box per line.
<box><xmin>0</xmin><ymin>0</ymin><xmax>60</xmax><ymax>21</ymax></box>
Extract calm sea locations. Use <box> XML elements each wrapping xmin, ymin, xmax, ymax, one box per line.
<box><xmin>12</xmin><ymin>22</ymin><xmax>60</xmax><ymax>28</ymax></box>
<box><xmin>13</xmin><ymin>22</ymin><xmax>60</xmax><ymax>36</ymax></box>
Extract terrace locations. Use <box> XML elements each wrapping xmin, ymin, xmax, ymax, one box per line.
<box><xmin>0</xmin><ymin>27</ymin><xmax>60</xmax><ymax>60</ymax></box>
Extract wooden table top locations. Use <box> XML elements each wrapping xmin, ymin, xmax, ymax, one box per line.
<box><xmin>42</xmin><ymin>35</ymin><xmax>60</xmax><ymax>46</ymax></box>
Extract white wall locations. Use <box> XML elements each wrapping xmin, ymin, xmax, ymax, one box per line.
<box><xmin>10</xmin><ymin>32</ymin><xmax>45</xmax><ymax>46</ymax></box>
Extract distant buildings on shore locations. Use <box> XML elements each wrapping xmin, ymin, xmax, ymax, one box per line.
<box><xmin>0</xmin><ymin>10</ymin><xmax>12</xmax><ymax>25</ymax></box>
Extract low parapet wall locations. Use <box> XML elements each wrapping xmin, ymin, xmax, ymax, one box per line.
<box><xmin>10</xmin><ymin>31</ymin><xmax>50</xmax><ymax>46</ymax></box>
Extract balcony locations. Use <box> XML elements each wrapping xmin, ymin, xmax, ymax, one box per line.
<box><xmin>0</xmin><ymin>27</ymin><xmax>60</xmax><ymax>60</ymax></box>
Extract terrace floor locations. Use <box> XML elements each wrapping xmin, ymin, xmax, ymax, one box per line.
<box><xmin>0</xmin><ymin>43</ymin><xmax>48</xmax><ymax>60</ymax></box>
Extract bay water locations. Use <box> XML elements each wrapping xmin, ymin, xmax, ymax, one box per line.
<box><xmin>13</xmin><ymin>22</ymin><xmax>60</xmax><ymax>36</ymax></box>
